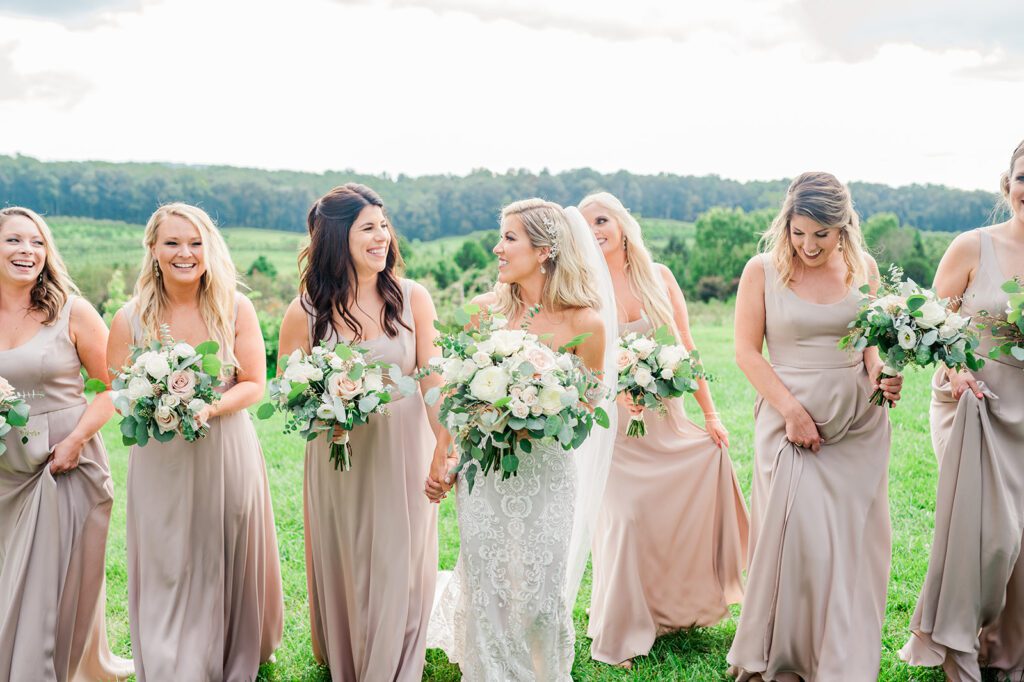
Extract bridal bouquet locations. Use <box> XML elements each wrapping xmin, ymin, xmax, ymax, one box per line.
<box><xmin>617</xmin><ymin>325</ymin><xmax>705</xmax><ymax>437</ymax></box>
<box><xmin>977</xmin><ymin>278</ymin><xmax>1024</xmax><ymax>366</ymax></box>
<box><xmin>257</xmin><ymin>342</ymin><xmax>416</xmax><ymax>471</ymax></box>
<box><xmin>839</xmin><ymin>266</ymin><xmax>984</xmax><ymax>406</ymax></box>
<box><xmin>0</xmin><ymin>376</ymin><xmax>30</xmax><ymax>456</ymax></box>
<box><xmin>421</xmin><ymin>304</ymin><xmax>609</xmax><ymax>493</ymax></box>
<box><xmin>111</xmin><ymin>327</ymin><xmax>222</xmax><ymax>445</ymax></box>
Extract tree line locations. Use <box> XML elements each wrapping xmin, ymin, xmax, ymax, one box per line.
<box><xmin>0</xmin><ymin>155</ymin><xmax>1003</xmax><ymax>239</ymax></box>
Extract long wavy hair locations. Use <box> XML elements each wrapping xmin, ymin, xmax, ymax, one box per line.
<box><xmin>299</xmin><ymin>183</ymin><xmax>409</xmax><ymax>345</ymax></box>
<box><xmin>578</xmin><ymin>192</ymin><xmax>678</xmax><ymax>338</ymax></box>
<box><xmin>493</xmin><ymin>198</ymin><xmax>601</xmax><ymax>319</ymax></box>
<box><xmin>1000</xmin><ymin>139</ymin><xmax>1024</xmax><ymax>214</ymax></box>
<box><xmin>135</xmin><ymin>203</ymin><xmax>239</xmax><ymax>367</ymax></box>
<box><xmin>759</xmin><ymin>172</ymin><xmax>869</xmax><ymax>287</ymax></box>
<box><xmin>0</xmin><ymin>206</ymin><xmax>79</xmax><ymax>324</ymax></box>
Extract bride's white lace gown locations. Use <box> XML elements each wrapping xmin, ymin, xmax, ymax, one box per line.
<box><xmin>429</xmin><ymin>439</ymin><xmax>577</xmax><ymax>681</ymax></box>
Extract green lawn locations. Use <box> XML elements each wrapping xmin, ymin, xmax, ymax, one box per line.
<box><xmin>99</xmin><ymin>320</ymin><xmax>947</xmax><ymax>681</ymax></box>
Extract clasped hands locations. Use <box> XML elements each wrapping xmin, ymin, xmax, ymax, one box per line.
<box><xmin>424</xmin><ymin>444</ymin><xmax>458</xmax><ymax>504</ymax></box>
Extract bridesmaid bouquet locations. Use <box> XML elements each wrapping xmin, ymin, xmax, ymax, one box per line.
<box><xmin>111</xmin><ymin>327</ymin><xmax>222</xmax><ymax>445</ymax></box>
<box><xmin>421</xmin><ymin>303</ymin><xmax>610</xmax><ymax>493</ymax></box>
<box><xmin>977</xmin><ymin>278</ymin><xmax>1024</xmax><ymax>365</ymax></box>
<box><xmin>839</xmin><ymin>266</ymin><xmax>985</xmax><ymax>406</ymax></box>
<box><xmin>0</xmin><ymin>376</ymin><xmax>31</xmax><ymax>456</ymax></box>
<box><xmin>617</xmin><ymin>325</ymin><xmax>706</xmax><ymax>437</ymax></box>
<box><xmin>257</xmin><ymin>343</ymin><xmax>416</xmax><ymax>471</ymax></box>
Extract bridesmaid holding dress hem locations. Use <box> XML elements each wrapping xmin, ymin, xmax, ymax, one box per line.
<box><xmin>110</xmin><ymin>203</ymin><xmax>283</xmax><ymax>682</ymax></box>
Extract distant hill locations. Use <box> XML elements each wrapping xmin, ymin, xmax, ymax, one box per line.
<box><xmin>0</xmin><ymin>155</ymin><xmax>1003</xmax><ymax>240</ymax></box>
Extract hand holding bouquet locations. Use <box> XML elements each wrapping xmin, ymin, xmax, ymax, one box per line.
<box><xmin>839</xmin><ymin>266</ymin><xmax>984</xmax><ymax>406</ymax></box>
<box><xmin>421</xmin><ymin>304</ymin><xmax>609</xmax><ymax>494</ymax></box>
<box><xmin>0</xmin><ymin>376</ymin><xmax>30</xmax><ymax>456</ymax></box>
<box><xmin>111</xmin><ymin>327</ymin><xmax>222</xmax><ymax>445</ymax></box>
<box><xmin>258</xmin><ymin>342</ymin><xmax>415</xmax><ymax>471</ymax></box>
<box><xmin>617</xmin><ymin>325</ymin><xmax>706</xmax><ymax>437</ymax></box>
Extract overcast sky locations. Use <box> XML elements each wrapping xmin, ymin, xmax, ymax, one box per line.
<box><xmin>1</xmin><ymin>0</ymin><xmax>1021</xmax><ymax>191</ymax></box>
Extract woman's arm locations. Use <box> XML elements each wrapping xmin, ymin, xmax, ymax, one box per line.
<box><xmin>50</xmin><ymin>298</ymin><xmax>115</xmax><ymax>474</ymax></box>
<box><xmin>277</xmin><ymin>297</ymin><xmax>312</xmax><ymax>368</ymax></box>
<box><xmin>657</xmin><ymin>264</ymin><xmax>728</xmax><ymax>447</ymax></box>
<box><xmin>734</xmin><ymin>256</ymin><xmax>823</xmax><ymax>452</ymax></box>
<box><xmin>860</xmin><ymin>256</ymin><xmax>903</xmax><ymax>404</ymax></box>
<box><xmin>934</xmin><ymin>231</ymin><xmax>985</xmax><ymax>399</ymax></box>
<box><xmin>197</xmin><ymin>295</ymin><xmax>266</xmax><ymax>422</ymax></box>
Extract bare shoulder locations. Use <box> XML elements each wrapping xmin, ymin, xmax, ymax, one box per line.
<box><xmin>946</xmin><ymin>228</ymin><xmax>983</xmax><ymax>260</ymax></box>
<box><xmin>653</xmin><ymin>262</ymin><xmax>681</xmax><ymax>292</ymax></box>
<box><xmin>234</xmin><ymin>291</ymin><xmax>258</xmax><ymax>316</ymax></box>
<box><xmin>568</xmin><ymin>305</ymin><xmax>603</xmax><ymax>334</ymax></box>
<box><xmin>69</xmin><ymin>296</ymin><xmax>102</xmax><ymax>325</ymax></box>
<box><xmin>406</xmin><ymin>279</ymin><xmax>432</xmax><ymax>304</ymax></box>
<box><xmin>862</xmin><ymin>253</ymin><xmax>880</xmax><ymax>277</ymax></box>
<box><xmin>470</xmin><ymin>291</ymin><xmax>498</xmax><ymax>309</ymax></box>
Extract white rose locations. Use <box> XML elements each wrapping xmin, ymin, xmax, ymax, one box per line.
<box><xmin>661</xmin><ymin>367</ymin><xmax>674</xmax><ymax>379</ymax></box>
<box><xmin>490</xmin><ymin>329</ymin><xmax>528</xmax><ymax>356</ymax></box>
<box><xmin>555</xmin><ymin>354</ymin><xmax>574</xmax><ymax>372</ymax></box>
<box><xmin>283</xmin><ymin>361</ymin><xmax>322</xmax><ymax>383</ymax></box>
<box><xmin>458</xmin><ymin>359</ymin><xmax>478</xmax><ymax>381</ymax></box>
<box><xmin>656</xmin><ymin>345</ymin><xmax>688</xmax><ymax>371</ymax></box>
<box><xmin>311</xmin><ymin>345</ymin><xmax>327</xmax><ymax>356</ymax></box>
<box><xmin>897</xmin><ymin>326</ymin><xmax>918</xmax><ymax>350</ymax></box>
<box><xmin>530</xmin><ymin>403</ymin><xmax>543</xmax><ymax>416</ymax></box>
<box><xmin>472</xmin><ymin>350</ymin><xmax>492</xmax><ymax>368</ymax></box>
<box><xmin>476</xmin><ymin>339</ymin><xmax>496</xmax><ymax>355</ymax></box>
<box><xmin>521</xmin><ymin>386</ymin><xmax>539</xmax><ymax>406</ymax></box>
<box><xmin>873</xmin><ymin>294</ymin><xmax>906</xmax><ymax>314</ymax></box>
<box><xmin>946</xmin><ymin>312</ymin><xmax>970</xmax><ymax>331</ymax></box>
<box><xmin>188</xmin><ymin>398</ymin><xmax>207</xmax><ymax>414</ymax></box>
<box><xmin>160</xmin><ymin>393</ymin><xmax>180</xmax><ymax>409</ymax></box>
<box><xmin>510</xmin><ymin>401</ymin><xmax>530</xmax><ymax>419</ymax></box>
<box><xmin>634</xmin><ymin>366</ymin><xmax>655</xmax><ymax>389</ymax></box>
<box><xmin>144</xmin><ymin>353</ymin><xmax>171</xmax><ymax>381</ymax></box>
<box><xmin>0</xmin><ymin>376</ymin><xmax>13</xmax><ymax>399</ymax></box>
<box><xmin>631</xmin><ymin>337</ymin><xmax>657</xmax><ymax>359</ymax></box>
<box><xmin>316</xmin><ymin>402</ymin><xmax>336</xmax><ymax>420</ymax></box>
<box><xmin>524</xmin><ymin>345</ymin><xmax>556</xmax><ymax>373</ymax></box>
<box><xmin>363</xmin><ymin>370</ymin><xmax>385</xmax><ymax>393</ymax></box>
<box><xmin>916</xmin><ymin>300</ymin><xmax>947</xmax><ymax>329</ymax></box>
<box><xmin>538</xmin><ymin>386</ymin><xmax>566</xmax><ymax>416</ymax></box>
<box><xmin>328</xmin><ymin>355</ymin><xmax>345</xmax><ymax>371</ymax></box>
<box><xmin>937</xmin><ymin>323</ymin><xmax>957</xmax><ymax>340</ymax></box>
<box><xmin>469</xmin><ymin>366</ymin><xmax>510</xmax><ymax>404</ymax></box>
<box><xmin>127</xmin><ymin>376</ymin><xmax>154</xmax><ymax>401</ymax></box>
<box><xmin>171</xmin><ymin>343</ymin><xmax>195</xmax><ymax>361</ymax></box>
<box><xmin>491</xmin><ymin>316</ymin><xmax>508</xmax><ymax>329</ymax></box>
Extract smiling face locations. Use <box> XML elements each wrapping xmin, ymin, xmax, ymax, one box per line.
<box><xmin>347</xmin><ymin>205</ymin><xmax>391</xmax><ymax>278</ymax></box>
<box><xmin>789</xmin><ymin>213</ymin><xmax>842</xmax><ymax>268</ymax></box>
<box><xmin>493</xmin><ymin>214</ymin><xmax>545</xmax><ymax>284</ymax></box>
<box><xmin>0</xmin><ymin>214</ymin><xmax>47</xmax><ymax>287</ymax></box>
<box><xmin>581</xmin><ymin>203</ymin><xmax>623</xmax><ymax>258</ymax></box>
<box><xmin>152</xmin><ymin>214</ymin><xmax>207</xmax><ymax>286</ymax></box>
<box><xmin>1009</xmin><ymin>157</ymin><xmax>1024</xmax><ymax>224</ymax></box>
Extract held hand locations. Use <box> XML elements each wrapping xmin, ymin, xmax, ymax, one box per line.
<box><xmin>783</xmin><ymin>404</ymin><xmax>823</xmax><ymax>454</ymax></box>
<box><xmin>617</xmin><ymin>392</ymin><xmax>644</xmax><ymax>417</ymax></box>
<box><xmin>49</xmin><ymin>435</ymin><xmax>84</xmax><ymax>475</ymax></box>
<box><xmin>948</xmin><ymin>368</ymin><xmax>983</xmax><ymax>401</ymax></box>
<box><xmin>331</xmin><ymin>423</ymin><xmax>349</xmax><ymax>444</ymax></box>
<box><xmin>424</xmin><ymin>446</ymin><xmax>456</xmax><ymax>504</ymax></box>
<box><xmin>704</xmin><ymin>415</ymin><xmax>729</xmax><ymax>448</ymax></box>
<box><xmin>196</xmin><ymin>404</ymin><xmax>218</xmax><ymax>428</ymax></box>
<box><xmin>874</xmin><ymin>373</ymin><xmax>904</xmax><ymax>405</ymax></box>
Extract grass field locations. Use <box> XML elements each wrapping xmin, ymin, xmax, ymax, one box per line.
<box><xmin>96</xmin><ymin>317</ymin><xmax>948</xmax><ymax>681</ymax></box>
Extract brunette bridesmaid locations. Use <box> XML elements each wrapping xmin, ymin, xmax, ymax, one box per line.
<box><xmin>579</xmin><ymin>192</ymin><xmax>749</xmax><ymax>668</ymax></box>
<box><xmin>900</xmin><ymin>140</ymin><xmax>1024</xmax><ymax>680</ymax></box>
<box><xmin>277</xmin><ymin>184</ymin><xmax>446</xmax><ymax>681</ymax></box>
<box><xmin>109</xmin><ymin>203</ymin><xmax>283</xmax><ymax>681</ymax></box>
<box><xmin>0</xmin><ymin>207</ymin><xmax>132</xmax><ymax>681</ymax></box>
<box><xmin>726</xmin><ymin>173</ymin><xmax>903</xmax><ymax>680</ymax></box>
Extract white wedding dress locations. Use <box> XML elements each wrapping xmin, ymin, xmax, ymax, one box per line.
<box><xmin>429</xmin><ymin>440</ymin><xmax>577</xmax><ymax>680</ymax></box>
<box><xmin>427</xmin><ymin>207</ymin><xmax>618</xmax><ymax>681</ymax></box>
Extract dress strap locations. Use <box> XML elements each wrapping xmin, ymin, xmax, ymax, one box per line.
<box><xmin>399</xmin><ymin>278</ymin><xmax>415</xmax><ymax>336</ymax></box>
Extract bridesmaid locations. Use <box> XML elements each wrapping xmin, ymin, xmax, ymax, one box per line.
<box><xmin>109</xmin><ymin>203</ymin><xmax>283</xmax><ymax>681</ymax></box>
<box><xmin>579</xmin><ymin>192</ymin><xmax>749</xmax><ymax>668</ymax></box>
<box><xmin>900</xmin><ymin>140</ymin><xmax>1024</xmax><ymax>680</ymax></box>
<box><xmin>726</xmin><ymin>172</ymin><xmax>903</xmax><ymax>681</ymax></box>
<box><xmin>277</xmin><ymin>183</ymin><xmax>444</xmax><ymax>681</ymax></box>
<box><xmin>0</xmin><ymin>207</ymin><xmax>132</xmax><ymax>681</ymax></box>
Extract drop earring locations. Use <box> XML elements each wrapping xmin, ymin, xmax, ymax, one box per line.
<box><xmin>540</xmin><ymin>263</ymin><xmax>546</xmax><ymax>275</ymax></box>
<box><xmin>153</xmin><ymin>260</ymin><xmax>161</xmax><ymax>278</ymax></box>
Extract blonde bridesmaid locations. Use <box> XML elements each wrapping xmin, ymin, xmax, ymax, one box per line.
<box><xmin>900</xmin><ymin>140</ymin><xmax>1024</xmax><ymax>680</ymax></box>
<box><xmin>0</xmin><ymin>207</ymin><xmax>132</xmax><ymax>681</ymax></box>
<box><xmin>109</xmin><ymin>203</ymin><xmax>283</xmax><ymax>681</ymax></box>
<box><xmin>726</xmin><ymin>173</ymin><xmax>903</xmax><ymax>680</ymax></box>
<box><xmin>277</xmin><ymin>184</ymin><xmax>445</xmax><ymax>681</ymax></box>
<box><xmin>579</xmin><ymin>192</ymin><xmax>749</xmax><ymax>668</ymax></box>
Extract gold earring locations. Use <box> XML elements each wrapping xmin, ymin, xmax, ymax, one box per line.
<box><xmin>153</xmin><ymin>260</ymin><xmax>161</xmax><ymax>278</ymax></box>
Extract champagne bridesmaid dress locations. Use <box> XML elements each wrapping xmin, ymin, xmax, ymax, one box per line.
<box><xmin>124</xmin><ymin>297</ymin><xmax>283</xmax><ymax>682</ymax></box>
<box><xmin>727</xmin><ymin>255</ymin><xmax>892</xmax><ymax>681</ymax></box>
<box><xmin>0</xmin><ymin>296</ymin><xmax>132</xmax><ymax>681</ymax></box>
<box><xmin>901</xmin><ymin>230</ymin><xmax>1024</xmax><ymax>681</ymax></box>
<box><xmin>303</xmin><ymin>279</ymin><xmax>438</xmax><ymax>681</ymax></box>
<box><xmin>587</xmin><ymin>316</ymin><xmax>749</xmax><ymax>665</ymax></box>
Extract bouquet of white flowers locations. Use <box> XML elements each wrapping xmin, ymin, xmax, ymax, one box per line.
<box><xmin>617</xmin><ymin>325</ymin><xmax>706</xmax><ymax>437</ymax></box>
<box><xmin>258</xmin><ymin>342</ymin><xmax>416</xmax><ymax>471</ymax></box>
<box><xmin>839</xmin><ymin>266</ymin><xmax>985</xmax><ymax>406</ymax></box>
<box><xmin>421</xmin><ymin>304</ymin><xmax>609</xmax><ymax>493</ymax></box>
<box><xmin>977</xmin><ymin>278</ymin><xmax>1024</xmax><ymax>367</ymax></box>
<box><xmin>0</xmin><ymin>376</ymin><xmax>30</xmax><ymax>456</ymax></box>
<box><xmin>111</xmin><ymin>327</ymin><xmax>222</xmax><ymax>445</ymax></box>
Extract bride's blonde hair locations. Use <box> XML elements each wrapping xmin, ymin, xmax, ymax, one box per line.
<box><xmin>760</xmin><ymin>171</ymin><xmax>869</xmax><ymax>287</ymax></box>
<box><xmin>135</xmin><ymin>203</ymin><xmax>239</xmax><ymax>367</ymax></box>
<box><xmin>578</xmin><ymin>192</ymin><xmax>678</xmax><ymax>339</ymax></box>
<box><xmin>493</xmin><ymin>198</ymin><xmax>600</xmax><ymax>319</ymax></box>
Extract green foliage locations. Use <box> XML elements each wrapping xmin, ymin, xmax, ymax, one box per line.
<box><xmin>102</xmin><ymin>268</ymin><xmax>131</xmax><ymax>324</ymax></box>
<box><xmin>454</xmin><ymin>239</ymin><xmax>490</xmax><ymax>271</ymax></box>
<box><xmin>246</xmin><ymin>254</ymin><xmax>278</xmax><ymax>279</ymax></box>
<box><xmin>863</xmin><ymin>213</ymin><xmax>936</xmax><ymax>285</ymax></box>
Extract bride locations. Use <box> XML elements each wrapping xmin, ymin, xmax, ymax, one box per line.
<box><xmin>425</xmin><ymin>198</ymin><xmax>617</xmax><ymax>680</ymax></box>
